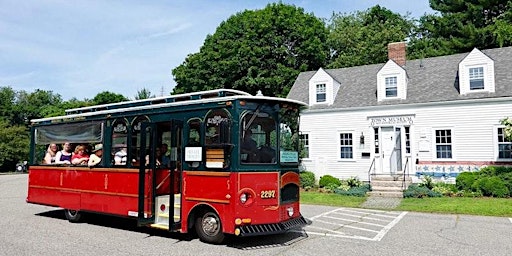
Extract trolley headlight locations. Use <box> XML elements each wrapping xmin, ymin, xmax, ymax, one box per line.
<box><xmin>240</xmin><ymin>193</ymin><xmax>248</xmax><ymax>204</ymax></box>
<box><xmin>287</xmin><ymin>207</ymin><xmax>294</xmax><ymax>217</ymax></box>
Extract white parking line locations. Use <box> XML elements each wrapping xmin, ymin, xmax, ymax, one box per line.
<box><xmin>302</xmin><ymin>230</ymin><xmax>375</xmax><ymax>241</ymax></box>
<box><xmin>373</xmin><ymin>211</ymin><xmax>408</xmax><ymax>241</ymax></box>
<box><xmin>323</xmin><ymin>215</ymin><xmax>386</xmax><ymax>227</ymax></box>
<box><xmin>337</xmin><ymin>208</ymin><xmax>400</xmax><ymax>219</ymax></box>
<box><xmin>509</xmin><ymin>218</ymin><xmax>512</xmax><ymax>224</ymax></box>
<box><xmin>314</xmin><ymin>218</ymin><xmax>379</xmax><ymax>233</ymax></box>
<box><xmin>331</xmin><ymin>211</ymin><xmax>392</xmax><ymax>222</ymax></box>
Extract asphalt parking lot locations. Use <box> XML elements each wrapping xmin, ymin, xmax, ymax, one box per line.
<box><xmin>2</xmin><ymin>173</ymin><xmax>511</xmax><ymax>256</ymax></box>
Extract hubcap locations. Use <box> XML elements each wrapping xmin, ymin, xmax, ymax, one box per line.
<box><xmin>202</xmin><ymin>214</ymin><xmax>219</xmax><ymax>236</ymax></box>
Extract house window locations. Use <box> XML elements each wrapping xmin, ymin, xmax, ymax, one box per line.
<box><xmin>469</xmin><ymin>67</ymin><xmax>484</xmax><ymax>90</ymax></box>
<box><xmin>299</xmin><ymin>134</ymin><xmax>309</xmax><ymax>158</ymax></box>
<box><xmin>405</xmin><ymin>126</ymin><xmax>411</xmax><ymax>154</ymax></box>
<box><xmin>385</xmin><ymin>76</ymin><xmax>397</xmax><ymax>97</ymax></box>
<box><xmin>374</xmin><ymin>128</ymin><xmax>379</xmax><ymax>154</ymax></box>
<box><xmin>497</xmin><ymin>128</ymin><xmax>512</xmax><ymax>159</ymax></box>
<box><xmin>435</xmin><ymin>129</ymin><xmax>452</xmax><ymax>159</ymax></box>
<box><xmin>339</xmin><ymin>133</ymin><xmax>353</xmax><ymax>159</ymax></box>
<box><xmin>316</xmin><ymin>84</ymin><xmax>326</xmax><ymax>103</ymax></box>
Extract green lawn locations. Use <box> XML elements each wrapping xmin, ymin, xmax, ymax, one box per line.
<box><xmin>300</xmin><ymin>191</ymin><xmax>512</xmax><ymax>217</ymax></box>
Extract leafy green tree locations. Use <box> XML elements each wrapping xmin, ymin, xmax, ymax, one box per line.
<box><xmin>0</xmin><ymin>86</ymin><xmax>16</xmax><ymax>124</ymax></box>
<box><xmin>410</xmin><ymin>0</ymin><xmax>512</xmax><ymax>56</ymax></box>
<box><xmin>501</xmin><ymin>117</ymin><xmax>512</xmax><ymax>141</ymax></box>
<box><xmin>172</xmin><ymin>3</ymin><xmax>329</xmax><ymax>97</ymax></box>
<box><xmin>135</xmin><ymin>88</ymin><xmax>154</xmax><ymax>100</ymax></box>
<box><xmin>92</xmin><ymin>91</ymin><xmax>128</xmax><ymax>105</ymax></box>
<box><xmin>327</xmin><ymin>5</ymin><xmax>415</xmax><ymax>68</ymax></box>
<box><xmin>13</xmin><ymin>89</ymin><xmax>63</xmax><ymax>126</ymax></box>
<box><xmin>0</xmin><ymin>118</ymin><xmax>29</xmax><ymax>171</ymax></box>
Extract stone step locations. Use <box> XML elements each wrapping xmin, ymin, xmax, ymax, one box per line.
<box><xmin>371</xmin><ymin>180</ymin><xmax>408</xmax><ymax>187</ymax></box>
<box><xmin>371</xmin><ymin>175</ymin><xmax>413</xmax><ymax>182</ymax></box>
<box><xmin>367</xmin><ymin>191</ymin><xmax>404</xmax><ymax>198</ymax></box>
<box><xmin>371</xmin><ymin>186</ymin><xmax>404</xmax><ymax>192</ymax></box>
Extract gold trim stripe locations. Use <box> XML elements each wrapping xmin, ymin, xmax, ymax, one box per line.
<box><xmin>29</xmin><ymin>166</ymin><xmax>140</xmax><ymax>173</ymax></box>
<box><xmin>185</xmin><ymin>171</ymin><xmax>230</xmax><ymax>177</ymax></box>
<box><xmin>29</xmin><ymin>185</ymin><xmax>139</xmax><ymax>198</ymax></box>
<box><xmin>185</xmin><ymin>197</ymin><xmax>230</xmax><ymax>204</ymax></box>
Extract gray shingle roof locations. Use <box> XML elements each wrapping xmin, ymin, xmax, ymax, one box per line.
<box><xmin>287</xmin><ymin>47</ymin><xmax>512</xmax><ymax>110</ymax></box>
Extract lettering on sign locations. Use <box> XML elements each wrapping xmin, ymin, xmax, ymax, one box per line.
<box><xmin>369</xmin><ymin>115</ymin><xmax>414</xmax><ymax>126</ymax></box>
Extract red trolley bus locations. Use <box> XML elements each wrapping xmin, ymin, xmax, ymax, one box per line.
<box><xmin>27</xmin><ymin>89</ymin><xmax>308</xmax><ymax>243</ymax></box>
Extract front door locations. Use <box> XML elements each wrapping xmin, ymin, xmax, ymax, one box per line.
<box><xmin>380</xmin><ymin>127</ymin><xmax>402</xmax><ymax>175</ymax></box>
<box><xmin>137</xmin><ymin>120</ymin><xmax>183</xmax><ymax>227</ymax></box>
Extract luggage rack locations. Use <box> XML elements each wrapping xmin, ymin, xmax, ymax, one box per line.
<box><xmin>65</xmin><ymin>89</ymin><xmax>251</xmax><ymax>115</ymax></box>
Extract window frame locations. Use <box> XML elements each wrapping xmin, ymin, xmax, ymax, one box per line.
<box><xmin>434</xmin><ymin>128</ymin><xmax>453</xmax><ymax>160</ymax></box>
<box><xmin>315</xmin><ymin>83</ymin><xmax>326</xmax><ymax>103</ymax></box>
<box><xmin>299</xmin><ymin>133</ymin><xmax>310</xmax><ymax>159</ymax></box>
<box><xmin>338</xmin><ymin>132</ymin><xmax>354</xmax><ymax>160</ymax></box>
<box><xmin>496</xmin><ymin>127</ymin><xmax>512</xmax><ymax>161</ymax></box>
<box><xmin>469</xmin><ymin>66</ymin><xmax>485</xmax><ymax>90</ymax></box>
<box><xmin>385</xmin><ymin>76</ymin><xmax>398</xmax><ymax>98</ymax></box>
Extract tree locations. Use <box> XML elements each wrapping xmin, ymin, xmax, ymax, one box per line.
<box><xmin>0</xmin><ymin>86</ymin><xmax>16</xmax><ymax>124</ymax></box>
<box><xmin>172</xmin><ymin>3</ymin><xmax>329</xmax><ymax>97</ymax></box>
<box><xmin>409</xmin><ymin>0</ymin><xmax>512</xmax><ymax>56</ymax></box>
<box><xmin>92</xmin><ymin>91</ymin><xmax>128</xmax><ymax>105</ymax></box>
<box><xmin>502</xmin><ymin>117</ymin><xmax>512</xmax><ymax>141</ymax></box>
<box><xmin>13</xmin><ymin>89</ymin><xmax>63</xmax><ymax>126</ymax></box>
<box><xmin>327</xmin><ymin>5</ymin><xmax>415</xmax><ymax>68</ymax></box>
<box><xmin>135</xmin><ymin>88</ymin><xmax>154</xmax><ymax>100</ymax></box>
<box><xmin>0</xmin><ymin>118</ymin><xmax>29</xmax><ymax>171</ymax></box>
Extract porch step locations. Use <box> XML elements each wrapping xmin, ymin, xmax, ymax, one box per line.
<box><xmin>367</xmin><ymin>191</ymin><xmax>404</xmax><ymax>198</ymax></box>
<box><xmin>369</xmin><ymin>175</ymin><xmax>412</xmax><ymax>198</ymax></box>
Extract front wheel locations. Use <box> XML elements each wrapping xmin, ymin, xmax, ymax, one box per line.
<box><xmin>195</xmin><ymin>210</ymin><xmax>225</xmax><ymax>244</ymax></box>
<box><xmin>64</xmin><ymin>209</ymin><xmax>83</xmax><ymax>223</ymax></box>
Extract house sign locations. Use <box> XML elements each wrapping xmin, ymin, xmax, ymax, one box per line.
<box><xmin>368</xmin><ymin>115</ymin><xmax>415</xmax><ymax>126</ymax></box>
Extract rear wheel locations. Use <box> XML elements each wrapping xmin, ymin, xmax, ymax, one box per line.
<box><xmin>64</xmin><ymin>209</ymin><xmax>83</xmax><ymax>223</ymax></box>
<box><xmin>195</xmin><ymin>210</ymin><xmax>225</xmax><ymax>244</ymax></box>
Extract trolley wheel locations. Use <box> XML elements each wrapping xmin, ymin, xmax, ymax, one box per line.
<box><xmin>195</xmin><ymin>210</ymin><xmax>225</xmax><ymax>244</ymax></box>
<box><xmin>64</xmin><ymin>209</ymin><xmax>83</xmax><ymax>223</ymax></box>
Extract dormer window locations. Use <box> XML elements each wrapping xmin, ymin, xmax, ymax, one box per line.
<box><xmin>308</xmin><ymin>68</ymin><xmax>340</xmax><ymax>106</ymax></box>
<box><xmin>469</xmin><ymin>67</ymin><xmax>484</xmax><ymax>90</ymax></box>
<box><xmin>377</xmin><ymin>60</ymin><xmax>407</xmax><ymax>101</ymax></box>
<box><xmin>316</xmin><ymin>84</ymin><xmax>326</xmax><ymax>103</ymax></box>
<box><xmin>458</xmin><ymin>48</ymin><xmax>495</xmax><ymax>95</ymax></box>
<box><xmin>385</xmin><ymin>76</ymin><xmax>398</xmax><ymax>97</ymax></box>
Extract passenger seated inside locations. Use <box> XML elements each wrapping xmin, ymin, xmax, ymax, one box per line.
<box><xmin>55</xmin><ymin>142</ymin><xmax>73</xmax><ymax>164</ymax></box>
<box><xmin>114</xmin><ymin>145</ymin><xmax>127</xmax><ymax>165</ymax></box>
<box><xmin>71</xmin><ymin>144</ymin><xmax>89</xmax><ymax>165</ymax></box>
<box><xmin>145</xmin><ymin>148</ymin><xmax>162</xmax><ymax>166</ymax></box>
<box><xmin>88</xmin><ymin>144</ymin><xmax>103</xmax><ymax>166</ymax></box>
<box><xmin>43</xmin><ymin>143</ymin><xmax>58</xmax><ymax>164</ymax></box>
<box><xmin>241</xmin><ymin>130</ymin><xmax>258</xmax><ymax>162</ymax></box>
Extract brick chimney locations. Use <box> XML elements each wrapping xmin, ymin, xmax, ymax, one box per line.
<box><xmin>387</xmin><ymin>42</ymin><xmax>406</xmax><ymax>66</ymax></box>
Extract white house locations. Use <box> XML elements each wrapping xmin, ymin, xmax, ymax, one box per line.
<box><xmin>287</xmin><ymin>43</ymin><xmax>512</xmax><ymax>183</ymax></box>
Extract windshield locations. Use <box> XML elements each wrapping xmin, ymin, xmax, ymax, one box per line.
<box><xmin>239</xmin><ymin>103</ymin><xmax>301</xmax><ymax>165</ymax></box>
<box><xmin>240</xmin><ymin>108</ymin><xmax>277</xmax><ymax>164</ymax></box>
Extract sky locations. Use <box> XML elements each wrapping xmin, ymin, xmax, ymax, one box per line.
<box><xmin>0</xmin><ymin>0</ymin><xmax>434</xmax><ymax>101</ymax></box>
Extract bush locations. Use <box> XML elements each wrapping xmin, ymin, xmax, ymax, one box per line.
<box><xmin>432</xmin><ymin>183</ymin><xmax>457</xmax><ymax>197</ymax></box>
<box><xmin>334</xmin><ymin>184</ymin><xmax>370</xmax><ymax>197</ymax></box>
<box><xmin>472</xmin><ymin>177</ymin><xmax>510</xmax><ymax>198</ymax></box>
<box><xmin>403</xmin><ymin>184</ymin><xmax>441</xmax><ymax>198</ymax></box>
<box><xmin>346</xmin><ymin>176</ymin><xmax>362</xmax><ymax>188</ymax></box>
<box><xmin>419</xmin><ymin>175</ymin><xmax>435</xmax><ymax>190</ymax></box>
<box><xmin>456</xmin><ymin>172</ymin><xmax>479</xmax><ymax>191</ymax></box>
<box><xmin>299</xmin><ymin>171</ymin><xmax>316</xmax><ymax>188</ymax></box>
<box><xmin>319</xmin><ymin>175</ymin><xmax>341</xmax><ymax>188</ymax></box>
